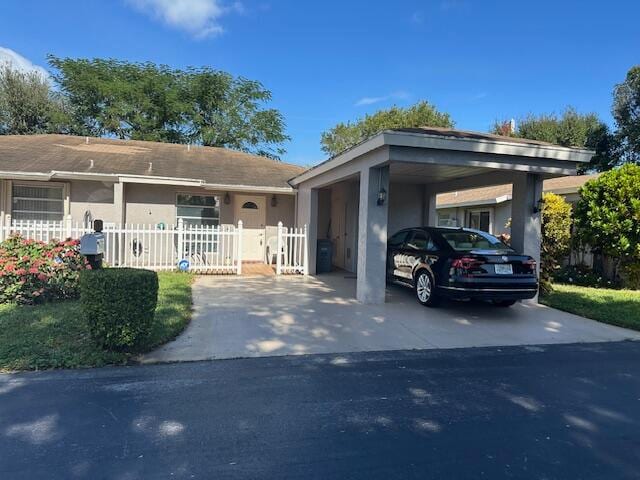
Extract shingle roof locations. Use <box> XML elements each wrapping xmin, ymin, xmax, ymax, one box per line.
<box><xmin>0</xmin><ymin>134</ymin><xmax>305</xmax><ymax>189</ymax></box>
<box><xmin>436</xmin><ymin>174</ymin><xmax>600</xmax><ymax>208</ymax></box>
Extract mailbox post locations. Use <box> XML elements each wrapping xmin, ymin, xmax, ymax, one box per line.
<box><xmin>80</xmin><ymin>219</ymin><xmax>105</xmax><ymax>269</ymax></box>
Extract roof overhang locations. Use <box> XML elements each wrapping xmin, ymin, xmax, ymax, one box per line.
<box><xmin>437</xmin><ymin>194</ymin><xmax>512</xmax><ymax>209</ymax></box>
<box><xmin>289</xmin><ymin>130</ymin><xmax>594</xmax><ymax>187</ymax></box>
<box><xmin>0</xmin><ymin>170</ymin><xmax>296</xmax><ymax>194</ymax></box>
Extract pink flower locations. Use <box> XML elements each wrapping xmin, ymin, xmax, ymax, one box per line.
<box><xmin>22</xmin><ymin>255</ymin><xmax>30</xmax><ymax>262</ymax></box>
<box><xmin>37</xmin><ymin>273</ymin><xmax>48</xmax><ymax>281</ymax></box>
<box><xmin>29</xmin><ymin>267</ymin><xmax>39</xmax><ymax>274</ymax></box>
<box><xmin>5</xmin><ymin>263</ymin><xmax>15</xmax><ymax>272</ymax></box>
<box><xmin>16</xmin><ymin>268</ymin><xmax>27</xmax><ymax>276</ymax></box>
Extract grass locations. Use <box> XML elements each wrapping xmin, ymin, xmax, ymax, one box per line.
<box><xmin>0</xmin><ymin>272</ymin><xmax>193</xmax><ymax>372</ymax></box>
<box><xmin>541</xmin><ymin>283</ymin><xmax>640</xmax><ymax>331</ymax></box>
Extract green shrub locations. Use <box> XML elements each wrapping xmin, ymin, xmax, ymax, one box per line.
<box><xmin>541</xmin><ymin>192</ymin><xmax>572</xmax><ymax>294</ymax></box>
<box><xmin>553</xmin><ymin>264</ymin><xmax>620</xmax><ymax>289</ymax></box>
<box><xmin>79</xmin><ymin>268</ymin><xmax>158</xmax><ymax>351</ymax></box>
<box><xmin>0</xmin><ymin>234</ymin><xmax>91</xmax><ymax>305</ymax></box>
<box><xmin>621</xmin><ymin>263</ymin><xmax>640</xmax><ymax>290</ymax></box>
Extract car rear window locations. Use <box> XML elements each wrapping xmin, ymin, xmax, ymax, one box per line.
<box><xmin>440</xmin><ymin>231</ymin><xmax>512</xmax><ymax>252</ymax></box>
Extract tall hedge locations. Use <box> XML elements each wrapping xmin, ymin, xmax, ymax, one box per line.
<box><xmin>79</xmin><ymin>268</ymin><xmax>158</xmax><ymax>351</ymax></box>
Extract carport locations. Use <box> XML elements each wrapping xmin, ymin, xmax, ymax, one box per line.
<box><xmin>290</xmin><ymin>128</ymin><xmax>593</xmax><ymax>304</ymax></box>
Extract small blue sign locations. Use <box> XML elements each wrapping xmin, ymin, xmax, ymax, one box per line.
<box><xmin>178</xmin><ymin>259</ymin><xmax>190</xmax><ymax>271</ymax></box>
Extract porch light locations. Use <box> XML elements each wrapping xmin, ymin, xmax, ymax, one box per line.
<box><xmin>532</xmin><ymin>198</ymin><xmax>543</xmax><ymax>214</ymax></box>
<box><xmin>271</xmin><ymin>194</ymin><xmax>278</xmax><ymax>207</ymax></box>
<box><xmin>224</xmin><ymin>192</ymin><xmax>231</xmax><ymax>205</ymax></box>
<box><xmin>377</xmin><ymin>187</ymin><xmax>387</xmax><ymax>206</ymax></box>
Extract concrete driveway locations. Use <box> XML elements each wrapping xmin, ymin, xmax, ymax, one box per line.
<box><xmin>142</xmin><ymin>272</ymin><xmax>640</xmax><ymax>363</ymax></box>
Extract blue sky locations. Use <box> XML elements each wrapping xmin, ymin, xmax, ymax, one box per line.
<box><xmin>1</xmin><ymin>0</ymin><xmax>638</xmax><ymax>166</ymax></box>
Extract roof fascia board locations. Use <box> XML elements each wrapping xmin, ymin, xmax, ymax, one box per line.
<box><xmin>383</xmin><ymin>130</ymin><xmax>594</xmax><ymax>163</ymax></box>
<box><xmin>289</xmin><ymin>134</ymin><xmax>386</xmax><ymax>186</ymax></box>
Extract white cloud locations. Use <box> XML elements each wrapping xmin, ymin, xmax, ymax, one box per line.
<box><xmin>0</xmin><ymin>47</ymin><xmax>50</xmax><ymax>79</ymax></box>
<box><xmin>355</xmin><ymin>90</ymin><xmax>410</xmax><ymax>107</ymax></box>
<box><xmin>127</xmin><ymin>0</ymin><xmax>243</xmax><ymax>38</ymax></box>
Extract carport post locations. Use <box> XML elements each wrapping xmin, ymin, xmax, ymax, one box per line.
<box><xmin>356</xmin><ymin>165</ymin><xmax>390</xmax><ymax>304</ymax></box>
<box><xmin>297</xmin><ymin>186</ymin><xmax>318</xmax><ymax>275</ymax></box>
<box><xmin>510</xmin><ymin>173</ymin><xmax>543</xmax><ymax>300</ymax></box>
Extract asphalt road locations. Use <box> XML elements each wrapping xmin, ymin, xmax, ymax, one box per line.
<box><xmin>1</xmin><ymin>342</ymin><xmax>640</xmax><ymax>480</ymax></box>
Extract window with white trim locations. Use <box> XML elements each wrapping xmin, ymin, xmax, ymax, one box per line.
<box><xmin>437</xmin><ymin>212</ymin><xmax>458</xmax><ymax>227</ymax></box>
<box><xmin>12</xmin><ymin>184</ymin><xmax>65</xmax><ymax>221</ymax></box>
<box><xmin>176</xmin><ymin>194</ymin><xmax>220</xmax><ymax>227</ymax></box>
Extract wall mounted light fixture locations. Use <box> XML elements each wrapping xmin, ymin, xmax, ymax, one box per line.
<box><xmin>376</xmin><ymin>168</ymin><xmax>387</xmax><ymax>206</ymax></box>
<box><xmin>271</xmin><ymin>194</ymin><xmax>278</xmax><ymax>207</ymax></box>
<box><xmin>224</xmin><ymin>192</ymin><xmax>231</xmax><ymax>205</ymax></box>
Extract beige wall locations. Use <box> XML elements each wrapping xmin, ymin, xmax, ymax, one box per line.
<box><xmin>69</xmin><ymin>180</ymin><xmax>118</xmax><ymax>225</ymax></box>
<box><xmin>1</xmin><ymin>178</ymin><xmax>296</xmax><ymax>229</ymax></box>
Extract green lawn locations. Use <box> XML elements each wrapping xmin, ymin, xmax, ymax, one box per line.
<box><xmin>0</xmin><ymin>272</ymin><xmax>193</xmax><ymax>371</ymax></box>
<box><xmin>541</xmin><ymin>283</ymin><xmax>640</xmax><ymax>331</ymax></box>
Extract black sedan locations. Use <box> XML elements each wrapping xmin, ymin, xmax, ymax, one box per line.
<box><xmin>386</xmin><ymin>227</ymin><xmax>538</xmax><ymax>307</ymax></box>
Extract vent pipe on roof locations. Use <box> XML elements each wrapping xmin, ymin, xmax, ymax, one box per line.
<box><xmin>148</xmin><ymin>162</ymin><xmax>153</xmax><ymax>172</ymax></box>
<box><xmin>85</xmin><ymin>137</ymin><xmax>89</xmax><ymax>144</ymax></box>
<box><xmin>88</xmin><ymin>159</ymin><xmax>94</xmax><ymax>169</ymax></box>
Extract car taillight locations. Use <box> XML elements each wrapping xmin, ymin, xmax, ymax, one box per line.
<box><xmin>451</xmin><ymin>257</ymin><xmax>483</xmax><ymax>272</ymax></box>
<box><xmin>523</xmin><ymin>259</ymin><xmax>537</xmax><ymax>273</ymax></box>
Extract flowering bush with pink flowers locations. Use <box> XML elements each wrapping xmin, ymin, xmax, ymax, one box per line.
<box><xmin>0</xmin><ymin>234</ymin><xmax>92</xmax><ymax>305</ymax></box>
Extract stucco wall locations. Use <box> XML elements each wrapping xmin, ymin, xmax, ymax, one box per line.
<box><xmin>69</xmin><ymin>180</ymin><xmax>118</xmax><ymax>225</ymax></box>
<box><xmin>388</xmin><ymin>182</ymin><xmax>424</xmax><ymax>235</ymax></box>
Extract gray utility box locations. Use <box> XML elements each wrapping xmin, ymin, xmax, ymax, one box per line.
<box><xmin>316</xmin><ymin>239</ymin><xmax>333</xmax><ymax>274</ymax></box>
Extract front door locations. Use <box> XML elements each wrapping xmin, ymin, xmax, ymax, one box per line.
<box><xmin>234</xmin><ymin>194</ymin><xmax>266</xmax><ymax>261</ymax></box>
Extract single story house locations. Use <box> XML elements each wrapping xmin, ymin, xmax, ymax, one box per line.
<box><xmin>0</xmin><ymin>134</ymin><xmax>305</xmax><ymax>261</ymax></box>
<box><xmin>435</xmin><ymin>173</ymin><xmax>598</xmax><ymax>234</ymax></box>
<box><xmin>0</xmin><ymin>128</ymin><xmax>594</xmax><ymax>303</ymax></box>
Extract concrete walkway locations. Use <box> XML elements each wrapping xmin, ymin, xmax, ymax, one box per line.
<box><xmin>141</xmin><ymin>273</ymin><xmax>640</xmax><ymax>363</ymax></box>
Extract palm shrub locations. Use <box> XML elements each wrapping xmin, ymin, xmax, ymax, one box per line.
<box><xmin>540</xmin><ymin>193</ymin><xmax>572</xmax><ymax>294</ymax></box>
<box><xmin>79</xmin><ymin>268</ymin><xmax>158</xmax><ymax>351</ymax></box>
<box><xmin>574</xmin><ymin>164</ymin><xmax>640</xmax><ymax>288</ymax></box>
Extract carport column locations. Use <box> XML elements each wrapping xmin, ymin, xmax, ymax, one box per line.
<box><xmin>356</xmin><ymin>166</ymin><xmax>390</xmax><ymax>304</ymax></box>
<box><xmin>423</xmin><ymin>188</ymin><xmax>438</xmax><ymax>227</ymax></box>
<box><xmin>510</xmin><ymin>173</ymin><xmax>543</xmax><ymax>300</ymax></box>
<box><xmin>297</xmin><ymin>186</ymin><xmax>319</xmax><ymax>275</ymax></box>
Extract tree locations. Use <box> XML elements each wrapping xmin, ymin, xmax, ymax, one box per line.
<box><xmin>492</xmin><ymin>107</ymin><xmax>617</xmax><ymax>172</ymax></box>
<box><xmin>574</xmin><ymin>164</ymin><xmax>640</xmax><ymax>287</ymax></box>
<box><xmin>613</xmin><ymin>65</ymin><xmax>640</xmax><ymax>164</ymax></box>
<box><xmin>47</xmin><ymin>57</ymin><xmax>288</xmax><ymax>159</ymax></box>
<box><xmin>320</xmin><ymin>101</ymin><xmax>453</xmax><ymax>157</ymax></box>
<box><xmin>540</xmin><ymin>193</ymin><xmax>572</xmax><ymax>293</ymax></box>
<box><xmin>0</xmin><ymin>64</ymin><xmax>71</xmax><ymax>135</ymax></box>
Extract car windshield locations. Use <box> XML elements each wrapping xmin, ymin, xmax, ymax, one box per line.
<box><xmin>439</xmin><ymin>230</ymin><xmax>513</xmax><ymax>252</ymax></box>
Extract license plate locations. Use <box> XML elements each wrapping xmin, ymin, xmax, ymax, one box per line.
<box><xmin>495</xmin><ymin>264</ymin><xmax>513</xmax><ymax>275</ymax></box>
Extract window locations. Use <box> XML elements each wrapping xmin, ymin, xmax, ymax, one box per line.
<box><xmin>437</xmin><ymin>212</ymin><xmax>458</xmax><ymax>227</ymax></box>
<box><xmin>176</xmin><ymin>194</ymin><xmax>220</xmax><ymax>226</ymax></box>
<box><xmin>388</xmin><ymin>230</ymin><xmax>408</xmax><ymax>248</ymax></box>
<box><xmin>440</xmin><ymin>230</ymin><xmax>512</xmax><ymax>252</ymax></box>
<box><xmin>12</xmin><ymin>184</ymin><xmax>65</xmax><ymax>221</ymax></box>
<box><xmin>406</xmin><ymin>230</ymin><xmax>436</xmax><ymax>251</ymax></box>
<box><xmin>241</xmin><ymin>201</ymin><xmax>258</xmax><ymax>209</ymax></box>
<box><xmin>467</xmin><ymin>210</ymin><xmax>491</xmax><ymax>233</ymax></box>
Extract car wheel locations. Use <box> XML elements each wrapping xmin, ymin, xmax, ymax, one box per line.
<box><xmin>414</xmin><ymin>270</ymin><xmax>439</xmax><ymax>307</ymax></box>
<box><xmin>493</xmin><ymin>300</ymin><xmax>517</xmax><ymax>307</ymax></box>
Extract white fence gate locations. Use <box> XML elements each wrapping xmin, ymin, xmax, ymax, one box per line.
<box><xmin>0</xmin><ymin>215</ymin><xmax>243</xmax><ymax>274</ymax></box>
<box><xmin>276</xmin><ymin>221</ymin><xmax>308</xmax><ymax>275</ymax></box>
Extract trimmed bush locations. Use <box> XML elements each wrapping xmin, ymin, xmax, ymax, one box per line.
<box><xmin>0</xmin><ymin>234</ymin><xmax>91</xmax><ymax>305</ymax></box>
<box><xmin>79</xmin><ymin>268</ymin><xmax>158</xmax><ymax>351</ymax></box>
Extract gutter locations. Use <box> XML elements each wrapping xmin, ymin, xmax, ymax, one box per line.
<box><xmin>0</xmin><ymin>170</ymin><xmax>296</xmax><ymax>194</ymax></box>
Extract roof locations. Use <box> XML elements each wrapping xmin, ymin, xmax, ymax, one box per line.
<box><xmin>391</xmin><ymin>126</ymin><xmax>566</xmax><ymax>148</ymax></box>
<box><xmin>0</xmin><ymin>134</ymin><xmax>305</xmax><ymax>191</ymax></box>
<box><xmin>289</xmin><ymin>127</ymin><xmax>595</xmax><ymax>186</ymax></box>
<box><xmin>436</xmin><ymin>173</ymin><xmax>600</xmax><ymax>208</ymax></box>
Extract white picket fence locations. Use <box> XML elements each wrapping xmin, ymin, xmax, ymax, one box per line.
<box><xmin>0</xmin><ymin>215</ymin><xmax>308</xmax><ymax>276</ymax></box>
<box><xmin>276</xmin><ymin>221</ymin><xmax>308</xmax><ymax>275</ymax></box>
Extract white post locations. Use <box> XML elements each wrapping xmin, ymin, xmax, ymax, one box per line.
<box><xmin>303</xmin><ymin>224</ymin><xmax>309</xmax><ymax>275</ymax></box>
<box><xmin>177</xmin><ymin>218</ymin><xmax>184</xmax><ymax>269</ymax></box>
<box><xmin>65</xmin><ymin>214</ymin><xmax>73</xmax><ymax>239</ymax></box>
<box><xmin>236</xmin><ymin>220</ymin><xmax>243</xmax><ymax>275</ymax></box>
<box><xmin>276</xmin><ymin>221</ymin><xmax>283</xmax><ymax>275</ymax></box>
<box><xmin>0</xmin><ymin>213</ymin><xmax>5</xmax><ymax>242</ymax></box>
